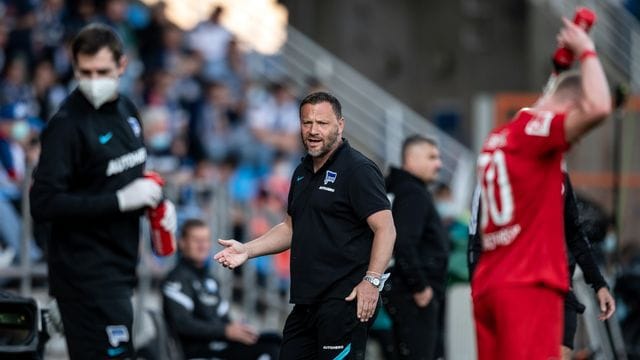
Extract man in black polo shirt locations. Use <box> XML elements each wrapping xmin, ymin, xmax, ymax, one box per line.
<box><xmin>215</xmin><ymin>92</ymin><xmax>396</xmax><ymax>359</ymax></box>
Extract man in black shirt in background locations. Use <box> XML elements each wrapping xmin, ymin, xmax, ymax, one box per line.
<box><xmin>383</xmin><ymin>135</ymin><xmax>449</xmax><ymax>360</ymax></box>
<box><xmin>30</xmin><ymin>24</ymin><xmax>176</xmax><ymax>359</ymax></box>
<box><xmin>214</xmin><ymin>92</ymin><xmax>396</xmax><ymax>359</ymax></box>
<box><xmin>163</xmin><ymin>219</ymin><xmax>280</xmax><ymax>359</ymax></box>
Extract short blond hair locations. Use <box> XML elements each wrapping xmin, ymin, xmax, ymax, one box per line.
<box><xmin>545</xmin><ymin>70</ymin><xmax>583</xmax><ymax>103</ymax></box>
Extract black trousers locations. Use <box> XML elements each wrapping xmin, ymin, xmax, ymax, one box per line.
<box><xmin>382</xmin><ymin>290</ymin><xmax>440</xmax><ymax>360</ymax></box>
<box><xmin>57</xmin><ymin>298</ymin><xmax>134</xmax><ymax>359</ymax></box>
<box><xmin>183</xmin><ymin>333</ymin><xmax>281</xmax><ymax>360</ymax></box>
<box><xmin>279</xmin><ymin>299</ymin><xmax>376</xmax><ymax>360</ymax></box>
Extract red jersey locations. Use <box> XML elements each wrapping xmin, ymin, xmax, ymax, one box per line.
<box><xmin>472</xmin><ymin>108</ymin><xmax>570</xmax><ymax>297</ymax></box>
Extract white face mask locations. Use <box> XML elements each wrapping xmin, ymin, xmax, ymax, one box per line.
<box><xmin>77</xmin><ymin>77</ymin><xmax>119</xmax><ymax>109</ymax></box>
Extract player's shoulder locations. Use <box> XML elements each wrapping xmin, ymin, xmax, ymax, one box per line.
<box><xmin>512</xmin><ymin>108</ymin><xmax>565</xmax><ymax>137</ymax></box>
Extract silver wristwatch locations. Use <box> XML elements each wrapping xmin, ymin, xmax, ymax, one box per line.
<box><xmin>363</xmin><ymin>275</ymin><xmax>381</xmax><ymax>288</ymax></box>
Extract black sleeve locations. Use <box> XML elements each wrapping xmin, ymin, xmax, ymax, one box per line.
<box><xmin>286</xmin><ymin>169</ymin><xmax>297</xmax><ymax>216</ymax></box>
<box><xmin>30</xmin><ymin>113</ymin><xmax>120</xmax><ymax>221</ymax></box>
<box><xmin>392</xmin><ymin>187</ymin><xmax>430</xmax><ymax>292</ymax></box>
<box><xmin>564</xmin><ymin>174</ymin><xmax>608</xmax><ymax>291</ymax></box>
<box><xmin>162</xmin><ymin>277</ymin><xmax>228</xmax><ymax>340</ymax></box>
<box><xmin>348</xmin><ymin>162</ymin><xmax>390</xmax><ymax>221</ymax></box>
<box><xmin>468</xmin><ymin>184</ymin><xmax>483</xmax><ymax>279</ymax></box>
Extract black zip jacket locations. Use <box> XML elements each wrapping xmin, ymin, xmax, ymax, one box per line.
<box><xmin>468</xmin><ymin>173</ymin><xmax>608</xmax><ymax>311</ymax></box>
<box><xmin>162</xmin><ymin>258</ymin><xmax>230</xmax><ymax>358</ymax></box>
<box><xmin>30</xmin><ymin>89</ymin><xmax>146</xmax><ymax>300</ymax></box>
<box><xmin>386</xmin><ymin>167</ymin><xmax>449</xmax><ymax>296</ymax></box>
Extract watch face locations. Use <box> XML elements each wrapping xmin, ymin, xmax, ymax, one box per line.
<box><xmin>372</xmin><ymin>278</ymin><xmax>380</xmax><ymax>286</ymax></box>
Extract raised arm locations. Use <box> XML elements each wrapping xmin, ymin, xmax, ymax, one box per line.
<box><xmin>214</xmin><ymin>215</ymin><xmax>293</xmax><ymax>269</ymax></box>
<box><xmin>558</xmin><ymin>17</ymin><xmax>612</xmax><ymax>143</ymax></box>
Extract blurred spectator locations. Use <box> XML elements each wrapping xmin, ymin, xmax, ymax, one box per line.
<box><xmin>195</xmin><ymin>81</ymin><xmax>254</xmax><ymax>163</ymax></box>
<box><xmin>173</xmin><ymin>49</ymin><xmax>204</xmax><ymax>119</ymax></box>
<box><xmin>156</xmin><ymin>23</ymin><xmax>184</xmax><ymax>73</ymax></box>
<box><xmin>162</xmin><ymin>218</ymin><xmax>281</xmax><ymax>359</ymax></box>
<box><xmin>142</xmin><ymin>69</ymin><xmax>190</xmax><ymax>143</ymax></box>
<box><xmin>6</xmin><ymin>6</ymin><xmax>37</xmax><ymax>66</ymax></box>
<box><xmin>0</xmin><ymin>55</ymin><xmax>36</xmax><ymax>109</ymax></box>
<box><xmin>0</xmin><ymin>102</ymin><xmax>43</xmax><ymax>266</ymax></box>
<box><xmin>137</xmin><ymin>1</ymin><xmax>170</xmax><ymax>72</ymax></box>
<box><xmin>141</xmin><ymin>105</ymin><xmax>180</xmax><ymax>174</ymax></box>
<box><xmin>100</xmin><ymin>0</ymin><xmax>137</xmax><ymax>51</ymax></box>
<box><xmin>64</xmin><ymin>0</ymin><xmax>99</xmax><ymax>37</ymax></box>
<box><xmin>188</xmin><ymin>6</ymin><xmax>232</xmax><ymax>81</ymax></box>
<box><xmin>248</xmin><ymin>82</ymin><xmax>301</xmax><ymax>162</ymax></box>
<box><xmin>250</xmin><ymin>171</ymin><xmax>290</xmax><ymax>288</ymax></box>
<box><xmin>33</xmin><ymin>0</ymin><xmax>66</xmax><ymax>58</ymax></box>
<box><xmin>219</xmin><ymin>37</ymin><xmax>249</xmax><ymax>105</ymax></box>
<box><xmin>32</xmin><ymin>59</ymin><xmax>67</xmax><ymax>120</ymax></box>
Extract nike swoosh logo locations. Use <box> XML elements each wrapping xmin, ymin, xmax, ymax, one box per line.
<box><xmin>99</xmin><ymin>132</ymin><xmax>113</xmax><ymax>144</ymax></box>
<box><xmin>107</xmin><ymin>347</ymin><xmax>126</xmax><ymax>357</ymax></box>
<box><xmin>296</xmin><ymin>176</ymin><xmax>304</xmax><ymax>182</ymax></box>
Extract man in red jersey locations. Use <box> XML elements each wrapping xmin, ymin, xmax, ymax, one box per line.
<box><xmin>472</xmin><ymin>17</ymin><xmax>611</xmax><ymax>360</ymax></box>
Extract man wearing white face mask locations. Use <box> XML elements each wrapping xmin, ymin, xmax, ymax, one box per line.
<box><xmin>30</xmin><ymin>24</ymin><xmax>176</xmax><ymax>360</ymax></box>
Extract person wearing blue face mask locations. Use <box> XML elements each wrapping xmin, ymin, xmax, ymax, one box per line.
<box><xmin>30</xmin><ymin>23</ymin><xmax>176</xmax><ymax>359</ymax></box>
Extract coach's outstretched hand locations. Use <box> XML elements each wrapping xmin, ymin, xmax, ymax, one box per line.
<box><xmin>214</xmin><ymin>239</ymin><xmax>248</xmax><ymax>269</ymax></box>
<box><xmin>345</xmin><ymin>281</ymin><xmax>379</xmax><ymax>323</ymax></box>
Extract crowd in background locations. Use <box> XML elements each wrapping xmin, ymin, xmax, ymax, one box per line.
<box><xmin>0</xmin><ymin>0</ymin><xmax>318</xmax><ymax>285</ymax></box>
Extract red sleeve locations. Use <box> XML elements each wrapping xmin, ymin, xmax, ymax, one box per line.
<box><xmin>512</xmin><ymin>110</ymin><xmax>570</xmax><ymax>157</ymax></box>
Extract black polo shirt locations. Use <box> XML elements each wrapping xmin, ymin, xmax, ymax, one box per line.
<box><xmin>287</xmin><ymin>139</ymin><xmax>390</xmax><ymax>304</ymax></box>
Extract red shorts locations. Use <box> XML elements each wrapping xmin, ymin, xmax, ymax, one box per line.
<box><xmin>473</xmin><ymin>285</ymin><xmax>563</xmax><ymax>360</ymax></box>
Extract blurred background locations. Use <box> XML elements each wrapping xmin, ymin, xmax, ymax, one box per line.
<box><xmin>0</xmin><ymin>0</ymin><xmax>638</xmax><ymax>358</ymax></box>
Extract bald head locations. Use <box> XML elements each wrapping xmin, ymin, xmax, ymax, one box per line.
<box><xmin>401</xmin><ymin>135</ymin><xmax>441</xmax><ymax>183</ymax></box>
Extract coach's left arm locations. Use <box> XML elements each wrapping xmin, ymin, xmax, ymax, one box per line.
<box><xmin>366</xmin><ymin>209</ymin><xmax>396</xmax><ymax>277</ymax></box>
<box><xmin>345</xmin><ymin>209</ymin><xmax>395</xmax><ymax>322</ymax></box>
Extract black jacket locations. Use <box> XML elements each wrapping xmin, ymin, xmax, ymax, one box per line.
<box><xmin>30</xmin><ymin>90</ymin><xmax>146</xmax><ymax>300</ymax></box>
<box><xmin>386</xmin><ymin>167</ymin><xmax>449</xmax><ymax>296</ymax></box>
<box><xmin>468</xmin><ymin>173</ymin><xmax>608</xmax><ymax>312</ymax></box>
<box><xmin>162</xmin><ymin>258</ymin><xmax>230</xmax><ymax>358</ymax></box>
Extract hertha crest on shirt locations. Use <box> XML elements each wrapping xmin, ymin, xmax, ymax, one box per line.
<box><xmin>127</xmin><ymin>117</ymin><xmax>141</xmax><ymax>137</ymax></box>
<box><xmin>324</xmin><ymin>170</ymin><xmax>337</xmax><ymax>185</ymax></box>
